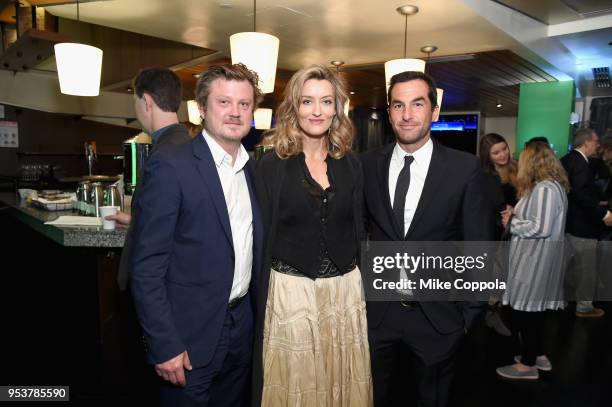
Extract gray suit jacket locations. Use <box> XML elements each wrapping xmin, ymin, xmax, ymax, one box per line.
<box><xmin>118</xmin><ymin>123</ymin><xmax>191</xmax><ymax>290</ymax></box>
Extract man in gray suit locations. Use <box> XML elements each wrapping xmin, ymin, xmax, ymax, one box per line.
<box><xmin>106</xmin><ymin>67</ymin><xmax>191</xmax><ymax>290</ymax></box>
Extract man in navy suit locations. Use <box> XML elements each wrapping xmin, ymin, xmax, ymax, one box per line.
<box><xmin>131</xmin><ymin>64</ymin><xmax>263</xmax><ymax>406</ymax></box>
<box><xmin>361</xmin><ymin>71</ymin><xmax>491</xmax><ymax>407</ymax></box>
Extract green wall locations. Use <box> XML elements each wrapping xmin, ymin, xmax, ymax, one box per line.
<box><xmin>516</xmin><ymin>81</ymin><xmax>575</xmax><ymax>158</ymax></box>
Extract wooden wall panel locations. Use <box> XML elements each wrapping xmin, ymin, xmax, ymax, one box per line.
<box><xmin>57</xmin><ymin>17</ymin><xmax>217</xmax><ymax>88</ymax></box>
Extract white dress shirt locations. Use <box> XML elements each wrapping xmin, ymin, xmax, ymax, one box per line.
<box><xmin>388</xmin><ymin>138</ymin><xmax>433</xmax><ymax>236</ymax></box>
<box><xmin>203</xmin><ymin>131</ymin><xmax>253</xmax><ymax>302</ymax></box>
<box><xmin>575</xmin><ymin>148</ymin><xmax>589</xmax><ymax>163</ymax></box>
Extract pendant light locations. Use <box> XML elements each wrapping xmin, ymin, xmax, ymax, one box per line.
<box><xmin>54</xmin><ymin>0</ymin><xmax>103</xmax><ymax>96</ymax></box>
<box><xmin>384</xmin><ymin>5</ymin><xmax>425</xmax><ymax>95</ymax></box>
<box><xmin>331</xmin><ymin>60</ymin><xmax>350</xmax><ymax>116</ymax></box>
<box><xmin>187</xmin><ymin>100</ymin><xmax>202</xmax><ymax>125</ymax></box>
<box><xmin>420</xmin><ymin>45</ymin><xmax>444</xmax><ymax>116</ymax></box>
<box><xmin>230</xmin><ymin>0</ymin><xmax>279</xmax><ymax>93</ymax></box>
<box><xmin>254</xmin><ymin>108</ymin><xmax>273</xmax><ymax>129</ymax></box>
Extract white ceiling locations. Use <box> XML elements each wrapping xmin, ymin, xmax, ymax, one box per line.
<box><xmin>38</xmin><ymin>0</ymin><xmax>612</xmax><ymax>99</ymax></box>
<box><xmin>44</xmin><ymin>0</ymin><xmax>520</xmax><ymax>70</ymax></box>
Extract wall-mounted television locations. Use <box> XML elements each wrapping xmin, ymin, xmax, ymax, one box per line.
<box><xmin>431</xmin><ymin>112</ymin><xmax>480</xmax><ymax>155</ymax></box>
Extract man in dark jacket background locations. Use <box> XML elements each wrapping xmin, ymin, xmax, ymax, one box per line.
<box><xmin>561</xmin><ymin>128</ymin><xmax>612</xmax><ymax>318</ymax></box>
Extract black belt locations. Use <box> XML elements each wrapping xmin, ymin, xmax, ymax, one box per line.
<box><xmin>228</xmin><ymin>294</ymin><xmax>247</xmax><ymax>310</ymax></box>
<box><xmin>400</xmin><ymin>300</ymin><xmax>420</xmax><ymax>309</ymax></box>
<box><xmin>271</xmin><ymin>257</ymin><xmax>356</xmax><ymax>279</ymax></box>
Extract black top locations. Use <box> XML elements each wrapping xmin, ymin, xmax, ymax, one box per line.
<box><xmin>484</xmin><ymin>172</ymin><xmax>517</xmax><ymax>239</ymax></box>
<box><xmin>270</xmin><ymin>153</ymin><xmax>358</xmax><ymax>279</ymax></box>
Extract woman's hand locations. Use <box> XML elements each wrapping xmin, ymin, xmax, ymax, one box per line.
<box><xmin>500</xmin><ymin>205</ymin><xmax>513</xmax><ymax>228</ymax></box>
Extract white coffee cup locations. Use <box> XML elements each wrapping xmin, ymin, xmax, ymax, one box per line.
<box><xmin>99</xmin><ymin>206</ymin><xmax>119</xmax><ymax>230</ymax></box>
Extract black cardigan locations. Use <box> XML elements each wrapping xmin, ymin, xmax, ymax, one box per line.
<box><xmin>270</xmin><ymin>153</ymin><xmax>359</xmax><ymax>278</ymax></box>
<box><xmin>250</xmin><ymin>150</ymin><xmax>365</xmax><ymax>406</ymax></box>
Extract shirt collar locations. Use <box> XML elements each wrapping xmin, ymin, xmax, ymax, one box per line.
<box><xmin>202</xmin><ymin>130</ymin><xmax>249</xmax><ymax>171</ymax></box>
<box><xmin>151</xmin><ymin>123</ymin><xmax>176</xmax><ymax>145</ymax></box>
<box><xmin>392</xmin><ymin>137</ymin><xmax>433</xmax><ymax>165</ymax></box>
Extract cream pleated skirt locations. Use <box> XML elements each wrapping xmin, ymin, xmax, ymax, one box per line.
<box><xmin>262</xmin><ymin>267</ymin><xmax>373</xmax><ymax>407</ymax></box>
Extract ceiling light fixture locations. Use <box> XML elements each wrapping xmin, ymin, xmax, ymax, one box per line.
<box><xmin>54</xmin><ymin>0</ymin><xmax>103</xmax><ymax>96</ymax></box>
<box><xmin>187</xmin><ymin>100</ymin><xmax>202</xmax><ymax>125</ymax></box>
<box><xmin>230</xmin><ymin>0</ymin><xmax>279</xmax><ymax>93</ymax></box>
<box><xmin>254</xmin><ymin>108</ymin><xmax>273</xmax><ymax>129</ymax></box>
<box><xmin>419</xmin><ymin>45</ymin><xmax>444</xmax><ymax>116</ymax></box>
<box><xmin>496</xmin><ymin>102</ymin><xmax>503</xmax><ymax>108</ymax></box>
<box><xmin>331</xmin><ymin>60</ymin><xmax>350</xmax><ymax>116</ymax></box>
<box><xmin>384</xmin><ymin>5</ymin><xmax>425</xmax><ymax>95</ymax></box>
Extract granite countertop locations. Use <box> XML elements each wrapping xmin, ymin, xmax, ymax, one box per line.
<box><xmin>1</xmin><ymin>192</ymin><xmax>126</xmax><ymax>248</ymax></box>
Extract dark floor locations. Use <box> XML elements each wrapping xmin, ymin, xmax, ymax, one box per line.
<box><xmin>53</xmin><ymin>302</ymin><xmax>612</xmax><ymax>406</ymax></box>
<box><xmin>1</xmin><ymin>211</ymin><xmax>610</xmax><ymax>407</ymax></box>
<box><xmin>452</xmin><ymin>302</ymin><xmax>612</xmax><ymax>407</ymax></box>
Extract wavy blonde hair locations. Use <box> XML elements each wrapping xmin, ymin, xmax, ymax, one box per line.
<box><xmin>261</xmin><ymin>65</ymin><xmax>354</xmax><ymax>159</ymax></box>
<box><xmin>516</xmin><ymin>142</ymin><xmax>569</xmax><ymax>198</ymax></box>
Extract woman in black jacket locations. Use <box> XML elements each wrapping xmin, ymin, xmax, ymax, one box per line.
<box><xmin>479</xmin><ymin>133</ymin><xmax>519</xmax><ymax>336</ymax></box>
<box><xmin>252</xmin><ymin>65</ymin><xmax>372</xmax><ymax>407</ymax></box>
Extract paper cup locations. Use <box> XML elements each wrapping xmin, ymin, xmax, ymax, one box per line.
<box><xmin>99</xmin><ymin>206</ymin><xmax>119</xmax><ymax>230</ymax></box>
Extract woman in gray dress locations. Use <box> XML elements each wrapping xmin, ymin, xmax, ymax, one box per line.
<box><xmin>496</xmin><ymin>141</ymin><xmax>569</xmax><ymax>381</ymax></box>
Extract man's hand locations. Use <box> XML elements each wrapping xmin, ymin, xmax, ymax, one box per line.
<box><xmin>155</xmin><ymin>351</ymin><xmax>192</xmax><ymax>387</ymax></box>
<box><xmin>104</xmin><ymin>210</ymin><xmax>131</xmax><ymax>228</ymax></box>
<box><xmin>604</xmin><ymin>211</ymin><xmax>612</xmax><ymax>227</ymax></box>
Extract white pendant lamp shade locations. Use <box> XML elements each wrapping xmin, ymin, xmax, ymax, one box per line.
<box><xmin>187</xmin><ymin>100</ymin><xmax>202</xmax><ymax>125</ymax></box>
<box><xmin>436</xmin><ymin>88</ymin><xmax>444</xmax><ymax>109</ymax></box>
<box><xmin>433</xmin><ymin>88</ymin><xmax>444</xmax><ymax>122</ymax></box>
<box><xmin>254</xmin><ymin>108</ymin><xmax>273</xmax><ymax>130</ymax></box>
<box><xmin>230</xmin><ymin>32</ymin><xmax>279</xmax><ymax>93</ymax></box>
<box><xmin>54</xmin><ymin>43</ymin><xmax>103</xmax><ymax>96</ymax></box>
<box><xmin>384</xmin><ymin>58</ymin><xmax>426</xmax><ymax>94</ymax></box>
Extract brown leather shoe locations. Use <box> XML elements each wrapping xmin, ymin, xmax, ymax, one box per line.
<box><xmin>575</xmin><ymin>307</ymin><xmax>605</xmax><ymax>318</ymax></box>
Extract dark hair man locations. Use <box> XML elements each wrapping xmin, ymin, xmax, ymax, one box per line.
<box><xmin>108</xmin><ymin>67</ymin><xmax>191</xmax><ymax>290</ymax></box>
<box><xmin>362</xmin><ymin>70</ymin><xmax>492</xmax><ymax>406</ymax></box>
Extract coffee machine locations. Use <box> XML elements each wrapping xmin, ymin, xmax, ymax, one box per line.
<box><xmin>123</xmin><ymin>133</ymin><xmax>153</xmax><ymax>195</ymax></box>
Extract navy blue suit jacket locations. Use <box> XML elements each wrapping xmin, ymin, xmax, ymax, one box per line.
<box><xmin>130</xmin><ymin>135</ymin><xmax>263</xmax><ymax>368</ymax></box>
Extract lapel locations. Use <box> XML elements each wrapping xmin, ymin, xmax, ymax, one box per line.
<box><xmin>244</xmin><ymin>160</ymin><xmax>263</xmax><ymax>277</ymax></box>
<box><xmin>192</xmin><ymin>136</ymin><xmax>234</xmax><ymax>249</ymax></box>
<box><xmin>405</xmin><ymin>140</ymin><xmax>447</xmax><ymax>239</ymax></box>
<box><xmin>376</xmin><ymin>143</ymin><xmax>403</xmax><ymax>239</ymax></box>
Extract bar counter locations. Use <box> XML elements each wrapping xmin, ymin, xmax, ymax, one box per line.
<box><xmin>0</xmin><ymin>192</ymin><xmax>126</xmax><ymax>247</ymax></box>
<box><xmin>1</xmin><ymin>191</ymin><xmax>133</xmax><ymax>399</ymax></box>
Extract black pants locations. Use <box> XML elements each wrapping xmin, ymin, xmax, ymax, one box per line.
<box><xmin>369</xmin><ymin>303</ymin><xmax>463</xmax><ymax>407</ymax></box>
<box><xmin>509</xmin><ymin>309</ymin><xmax>545</xmax><ymax>367</ymax></box>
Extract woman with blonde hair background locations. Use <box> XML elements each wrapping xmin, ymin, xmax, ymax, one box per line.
<box><xmin>496</xmin><ymin>142</ymin><xmax>569</xmax><ymax>380</ymax></box>
<box><xmin>252</xmin><ymin>64</ymin><xmax>372</xmax><ymax>406</ymax></box>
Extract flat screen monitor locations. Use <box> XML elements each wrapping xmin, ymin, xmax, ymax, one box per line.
<box><xmin>431</xmin><ymin>112</ymin><xmax>479</xmax><ymax>155</ymax></box>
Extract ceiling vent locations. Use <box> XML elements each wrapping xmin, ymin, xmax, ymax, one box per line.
<box><xmin>592</xmin><ymin>67</ymin><xmax>611</xmax><ymax>88</ymax></box>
